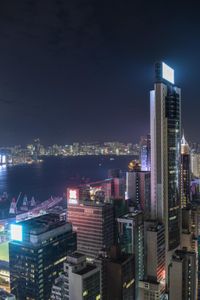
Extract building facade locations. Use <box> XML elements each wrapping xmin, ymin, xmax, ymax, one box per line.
<box><xmin>117</xmin><ymin>211</ymin><xmax>144</xmax><ymax>299</ymax></box>
<box><xmin>67</xmin><ymin>197</ymin><xmax>114</xmax><ymax>259</ymax></box>
<box><xmin>96</xmin><ymin>246</ymin><xmax>134</xmax><ymax>300</ymax></box>
<box><xmin>191</xmin><ymin>152</ymin><xmax>200</xmax><ymax>178</ymax></box>
<box><xmin>125</xmin><ymin>171</ymin><xmax>150</xmax><ymax>218</ymax></box>
<box><xmin>181</xmin><ymin>134</ymin><xmax>191</xmax><ymax>208</ymax></box>
<box><xmin>169</xmin><ymin>249</ymin><xmax>197</xmax><ymax>300</ymax></box>
<box><xmin>139</xmin><ymin>221</ymin><xmax>165</xmax><ymax>299</ymax></box>
<box><xmin>9</xmin><ymin>214</ymin><xmax>76</xmax><ymax>300</ymax></box>
<box><xmin>51</xmin><ymin>252</ymin><xmax>100</xmax><ymax>300</ymax></box>
<box><xmin>150</xmin><ymin>62</ymin><xmax>181</xmax><ymax>253</ymax></box>
<box><xmin>140</xmin><ymin>134</ymin><xmax>151</xmax><ymax>172</ymax></box>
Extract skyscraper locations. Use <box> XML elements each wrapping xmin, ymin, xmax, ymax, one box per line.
<box><xmin>117</xmin><ymin>211</ymin><xmax>144</xmax><ymax>299</ymax></box>
<box><xmin>191</xmin><ymin>151</ymin><xmax>200</xmax><ymax>178</ymax></box>
<box><xmin>181</xmin><ymin>133</ymin><xmax>191</xmax><ymax>207</ymax></box>
<box><xmin>169</xmin><ymin>249</ymin><xmax>197</xmax><ymax>300</ymax></box>
<box><xmin>140</xmin><ymin>134</ymin><xmax>151</xmax><ymax>171</ymax></box>
<box><xmin>9</xmin><ymin>214</ymin><xmax>76</xmax><ymax>300</ymax></box>
<box><xmin>67</xmin><ymin>189</ymin><xmax>114</xmax><ymax>259</ymax></box>
<box><xmin>150</xmin><ymin>62</ymin><xmax>181</xmax><ymax>252</ymax></box>
<box><xmin>125</xmin><ymin>170</ymin><xmax>151</xmax><ymax>218</ymax></box>
<box><xmin>51</xmin><ymin>252</ymin><xmax>101</xmax><ymax>300</ymax></box>
<box><xmin>139</xmin><ymin>221</ymin><xmax>165</xmax><ymax>299</ymax></box>
<box><xmin>96</xmin><ymin>245</ymin><xmax>135</xmax><ymax>300</ymax></box>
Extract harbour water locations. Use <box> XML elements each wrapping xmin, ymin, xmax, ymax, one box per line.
<box><xmin>0</xmin><ymin>155</ymin><xmax>135</xmax><ymax>217</ymax></box>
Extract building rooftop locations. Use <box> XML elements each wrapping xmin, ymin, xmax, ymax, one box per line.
<box><xmin>79</xmin><ymin>201</ymin><xmax>112</xmax><ymax>208</ymax></box>
<box><xmin>17</xmin><ymin>213</ymin><xmax>68</xmax><ymax>235</ymax></box>
<box><xmin>140</xmin><ymin>278</ymin><xmax>160</xmax><ymax>285</ymax></box>
<box><xmin>172</xmin><ymin>249</ymin><xmax>196</xmax><ymax>262</ymax></box>
<box><xmin>181</xmin><ymin>133</ymin><xmax>190</xmax><ymax>154</ymax></box>
<box><xmin>117</xmin><ymin>211</ymin><xmax>142</xmax><ymax>220</ymax></box>
<box><xmin>75</xmin><ymin>264</ymin><xmax>97</xmax><ymax>275</ymax></box>
<box><xmin>147</xmin><ymin>223</ymin><xmax>164</xmax><ymax>232</ymax></box>
<box><xmin>68</xmin><ymin>252</ymin><xmax>85</xmax><ymax>259</ymax></box>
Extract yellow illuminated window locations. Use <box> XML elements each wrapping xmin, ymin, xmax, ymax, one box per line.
<box><xmin>83</xmin><ymin>290</ymin><xmax>88</xmax><ymax>297</ymax></box>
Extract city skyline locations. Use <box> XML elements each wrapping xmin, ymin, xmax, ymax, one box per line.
<box><xmin>1</xmin><ymin>61</ymin><xmax>199</xmax><ymax>299</ymax></box>
<box><xmin>0</xmin><ymin>1</ymin><xmax>200</xmax><ymax>145</ymax></box>
<box><xmin>0</xmin><ymin>1</ymin><xmax>200</xmax><ymax>297</ymax></box>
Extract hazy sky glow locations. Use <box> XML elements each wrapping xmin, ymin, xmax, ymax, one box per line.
<box><xmin>0</xmin><ymin>0</ymin><xmax>199</xmax><ymax>145</ymax></box>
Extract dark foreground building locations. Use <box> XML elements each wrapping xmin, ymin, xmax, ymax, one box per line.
<box><xmin>96</xmin><ymin>245</ymin><xmax>135</xmax><ymax>300</ymax></box>
<box><xmin>9</xmin><ymin>213</ymin><xmax>76</xmax><ymax>300</ymax></box>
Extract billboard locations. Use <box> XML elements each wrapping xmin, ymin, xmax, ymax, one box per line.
<box><xmin>10</xmin><ymin>224</ymin><xmax>23</xmax><ymax>242</ymax></box>
<box><xmin>162</xmin><ymin>62</ymin><xmax>174</xmax><ymax>84</ymax></box>
<box><xmin>67</xmin><ymin>188</ymin><xmax>79</xmax><ymax>205</ymax></box>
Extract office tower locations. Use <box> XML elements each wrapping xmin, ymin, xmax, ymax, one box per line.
<box><xmin>191</xmin><ymin>204</ymin><xmax>200</xmax><ymax>297</ymax></box>
<box><xmin>125</xmin><ymin>171</ymin><xmax>151</xmax><ymax>218</ymax></box>
<box><xmin>139</xmin><ymin>222</ymin><xmax>165</xmax><ymax>299</ymax></box>
<box><xmin>75</xmin><ymin>177</ymin><xmax>125</xmax><ymax>203</ymax></box>
<box><xmin>117</xmin><ymin>211</ymin><xmax>144</xmax><ymax>299</ymax></box>
<box><xmin>51</xmin><ymin>252</ymin><xmax>100</xmax><ymax>300</ymax></box>
<box><xmin>67</xmin><ymin>190</ymin><xmax>114</xmax><ymax>258</ymax></box>
<box><xmin>169</xmin><ymin>249</ymin><xmax>197</xmax><ymax>300</ymax></box>
<box><xmin>146</xmin><ymin>222</ymin><xmax>165</xmax><ymax>283</ymax></box>
<box><xmin>140</xmin><ymin>134</ymin><xmax>151</xmax><ymax>171</ymax></box>
<box><xmin>139</xmin><ymin>281</ymin><xmax>164</xmax><ymax>300</ymax></box>
<box><xmin>110</xmin><ymin>198</ymin><xmax>128</xmax><ymax>244</ymax></box>
<box><xmin>181</xmin><ymin>207</ymin><xmax>193</xmax><ymax>251</ymax></box>
<box><xmin>9</xmin><ymin>214</ymin><xmax>76</xmax><ymax>300</ymax></box>
<box><xmin>0</xmin><ymin>289</ymin><xmax>16</xmax><ymax>300</ymax></box>
<box><xmin>96</xmin><ymin>245</ymin><xmax>134</xmax><ymax>300</ymax></box>
<box><xmin>150</xmin><ymin>62</ymin><xmax>181</xmax><ymax>252</ymax></box>
<box><xmin>191</xmin><ymin>151</ymin><xmax>200</xmax><ymax>177</ymax></box>
<box><xmin>181</xmin><ymin>133</ymin><xmax>191</xmax><ymax>207</ymax></box>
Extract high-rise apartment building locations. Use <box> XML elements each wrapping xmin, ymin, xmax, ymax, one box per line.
<box><xmin>139</xmin><ymin>221</ymin><xmax>166</xmax><ymax>299</ymax></box>
<box><xmin>51</xmin><ymin>252</ymin><xmax>100</xmax><ymax>300</ymax></box>
<box><xmin>169</xmin><ymin>249</ymin><xmax>197</xmax><ymax>300</ymax></box>
<box><xmin>96</xmin><ymin>246</ymin><xmax>134</xmax><ymax>300</ymax></box>
<box><xmin>139</xmin><ymin>280</ymin><xmax>164</xmax><ymax>300</ymax></box>
<box><xmin>125</xmin><ymin>171</ymin><xmax>150</xmax><ymax>218</ymax></box>
<box><xmin>150</xmin><ymin>62</ymin><xmax>181</xmax><ymax>252</ymax></box>
<box><xmin>9</xmin><ymin>214</ymin><xmax>76</xmax><ymax>300</ymax></box>
<box><xmin>117</xmin><ymin>211</ymin><xmax>144</xmax><ymax>299</ymax></box>
<box><xmin>191</xmin><ymin>151</ymin><xmax>200</xmax><ymax>178</ymax></box>
<box><xmin>145</xmin><ymin>222</ymin><xmax>165</xmax><ymax>283</ymax></box>
<box><xmin>67</xmin><ymin>190</ymin><xmax>114</xmax><ymax>258</ymax></box>
<box><xmin>181</xmin><ymin>133</ymin><xmax>191</xmax><ymax>207</ymax></box>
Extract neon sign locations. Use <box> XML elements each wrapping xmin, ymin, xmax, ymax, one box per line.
<box><xmin>67</xmin><ymin>188</ymin><xmax>79</xmax><ymax>205</ymax></box>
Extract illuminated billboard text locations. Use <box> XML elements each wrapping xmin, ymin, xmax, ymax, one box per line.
<box><xmin>162</xmin><ymin>62</ymin><xmax>174</xmax><ymax>84</ymax></box>
<box><xmin>67</xmin><ymin>188</ymin><xmax>79</xmax><ymax>205</ymax></box>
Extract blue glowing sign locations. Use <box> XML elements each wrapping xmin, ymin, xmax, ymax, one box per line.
<box><xmin>10</xmin><ymin>224</ymin><xmax>23</xmax><ymax>241</ymax></box>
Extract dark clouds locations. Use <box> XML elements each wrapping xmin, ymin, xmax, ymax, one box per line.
<box><xmin>0</xmin><ymin>0</ymin><xmax>199</xmax><ymax>145</ymax></box>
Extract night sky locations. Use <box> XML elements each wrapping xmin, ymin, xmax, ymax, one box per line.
<box><xmin>0</xmin><ymin>0</ymin><xmax>200</xmax><ymax>145</ymax></box>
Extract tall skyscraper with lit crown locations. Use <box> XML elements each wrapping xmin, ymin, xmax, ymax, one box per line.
<box><xmin>150</xmin><ymin>62</ymin><xmax>181</xmax><ymax>255</ymax></box>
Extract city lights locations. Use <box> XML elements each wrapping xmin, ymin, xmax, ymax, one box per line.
<box><xmin>10</xmin><ymin>224</ymin><xmax>23</xmax><ymax>242</ymax></box>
